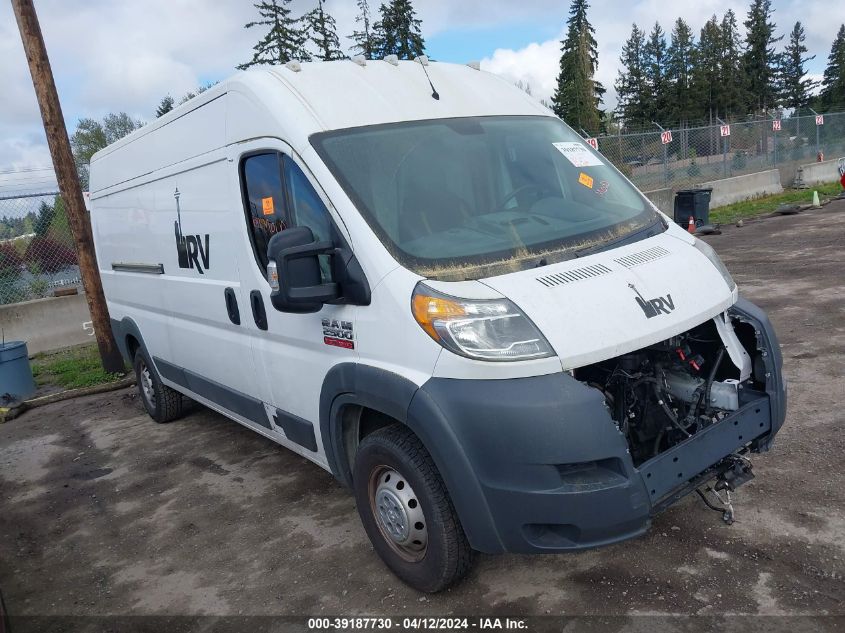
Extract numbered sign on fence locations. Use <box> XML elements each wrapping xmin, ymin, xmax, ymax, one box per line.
<box><xmin>772</xmin><ymin>119</ymin><xmax>782</xmax><ymax>131</ymax></box>
<box><xmin>585</xmin><ymin>137</ymin><xmax>599</xmax><ymax>150</ymax></box>
<box><xmin>720</xmin><ymin>125</ymin><xmax>731</xmax><ymax>137</ymax></box>
<box><xmin>660</xmin><ymin>130</ymin><xmax>673</xmax><ymax>145</ymax></box>
<box><xmin>816</xmin><ymin>115</ymin><xmax>824</xmax><ymax>126</ymax></box>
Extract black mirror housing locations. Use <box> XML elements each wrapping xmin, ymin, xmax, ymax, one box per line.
<box><xmin>267</xmin><ymin>226</ymin><xmax>340</xmax><ymax>313</ymax></box>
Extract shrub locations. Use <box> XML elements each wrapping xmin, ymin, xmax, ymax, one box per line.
<box><xmin>0</xmin><ymin>243</ymin><xmax>23</xmax><ymax>275</ymax></box>
<box><xmin>24</xmin><ymin>236</ymin><xmax>77</xmax><ymax>274</ymax></box>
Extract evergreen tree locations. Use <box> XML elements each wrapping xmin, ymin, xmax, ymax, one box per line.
<box><xmin>155</xmin><ymin>95</ymin><xmax>175</xmax><ymax>118</ymax></box>
<box><xmin>615</xmin><ymin>24</ymin><xmax>649</xmax><ymax>127</ymax></box>
<box><xmin>374</xmin><ymin>0</ymin><xmax>425</xmax><ymax>60</ymax></box>
<box><xmin>666</xmin><ymin>18</ymin><xmax>697</xmax><ymax>124</ymax></box>
<box><xmin>719</xmin><ymin>10</ymin><xmax>747</xmax><ymax>118</ymax></box>
<box><xmin>643</xmin><ymin>22</ymin><xmax>669</xmax><ymax>123</ymax></box>
<box><xmin>819</xmin><ymin>24</ymin><xmax>845</xmax><ymax>110</ymax></box>
<box><xmin>349</xmin><ymin>0</ymin><xmax>375</xmax><ymax>59</ymax></box>
<box><xmin>304</xmin><ymin>0</ymin><xmax>345</xmax><ymax>60</ymax></box>
<box><xmin>743</xmin><ymin>0</ymin><xmax>783</xmax><ymax>112</ymax></box>
<box><xmin>691</xmin><ymin>16</ymin><xmax>723</xmax><ymax>121</ymax></box>
<box><xmin>551</xmin><ymin>0</ymin><xmax>604</xmax><ymax>134</ymax></box>
<box><xmin>238</xmin><ymin>0</ymin><xmax>310</xmax><ymax>69</ymax></box>
<box><xmin>779</xmin><ymin>22</ymin><xmax>817</xmax><ymax>110</ymax></box>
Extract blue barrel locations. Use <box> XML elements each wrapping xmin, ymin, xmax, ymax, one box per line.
<box><xmin>0</xmin><ymin>341</ymin><xmax>36</xmax><ymax>403</ymax></box>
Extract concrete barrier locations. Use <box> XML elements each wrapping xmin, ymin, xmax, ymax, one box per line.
<box><xmin>0</xmin><ymin>294</ymin><xmax>93</xmax><ymax>355</ymax></box>
<box><xmin>794</xmin><ymin>158</ymin><xmax>843</xmax><ymax>188</ymax></box>
<box><xmin>699</xmin><ymin>169</ymin><xmax>783</xmax><ymax>208</ymax></box>
<box><xmin>642</xmin><ymin>188</ymin><xmax>674</xmax><ymax>214</ymax></box>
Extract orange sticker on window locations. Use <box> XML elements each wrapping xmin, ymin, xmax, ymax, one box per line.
<box><xmin>261</xmin><ymin>197</ymin><xmax>274</xmax><ymax>215</ymax></box>
<box><xmin>579</xmin><ymin>172</ymin><xmax>594</xmax><ymax>189</ymax></box>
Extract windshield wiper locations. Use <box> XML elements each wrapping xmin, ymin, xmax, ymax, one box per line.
<box><xmin>573</xmin><ymin>216</ymin><xmax>666</xmax><ymax>259</ymax></box>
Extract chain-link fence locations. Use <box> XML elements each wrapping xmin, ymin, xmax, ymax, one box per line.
<box><xmin>0</xmin><ymin>191</ymin><xmax>81</xmax><ymax>306</ymax></box>
<box><xmin>594</xmin><ymin>111</ymin><xmax>845</xmax><ymax>198</ymax></box>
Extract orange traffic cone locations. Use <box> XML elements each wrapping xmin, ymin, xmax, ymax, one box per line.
<box><xmin>687</xmin><ymin>216</ymin><xmax>696</xmax><ymax>234</ymax></box>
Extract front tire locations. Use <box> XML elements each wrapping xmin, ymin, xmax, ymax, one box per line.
<box><xmin>353</xmin><ymin>425</ymin><xmax>473</xmax><ymax>592</ymax></box>
<box><xmin>133</xmin><ymin>348</ymin><xmax>183</xmax><ymax>423</ymax></box>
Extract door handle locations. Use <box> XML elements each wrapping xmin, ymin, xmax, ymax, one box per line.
<box><xmin>224</xmin><ymin>287</ymin><xmax>240</xmax><ymax>325</ymax></box>
<box><xmin>250</xmin><ymin>290</ymin><xmax>268</xmax><ymax>331</ymax></box>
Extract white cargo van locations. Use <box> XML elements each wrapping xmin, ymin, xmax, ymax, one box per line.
<box><xmin>90</xmin><ymin>58</ymin><xmax>786</xmax><ymax>592</ymax></box>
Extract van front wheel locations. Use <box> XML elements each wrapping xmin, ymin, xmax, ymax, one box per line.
<box><xmin>353</xmin><ymin>425</ymin><xmax>473</xmax><ymax>592</ymax></box>
<box><xmin>133</xmin><ymin>348</ymin><xmax>183</xmax><ymax>423</ymax></box>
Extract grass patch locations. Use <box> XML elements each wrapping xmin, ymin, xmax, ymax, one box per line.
<box><xmin>30</xmin><ymin>344</ymin><xmax>126</xmax><ymax>390</ymax></box>
<box><xmin>710</xmin><ymin>181</ymin><xmax>843</xmax><ymax>224</ymax></box>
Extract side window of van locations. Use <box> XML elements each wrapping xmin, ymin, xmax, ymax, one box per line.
<box><xmin>241</xmin><ymin>152</ymin><xmax>335</xmax><ymax>277</ymax></box>
<box><xmin>242</xmin><ymin>153</ymin><xmax>289</xmax><ymax>269</ymax></box>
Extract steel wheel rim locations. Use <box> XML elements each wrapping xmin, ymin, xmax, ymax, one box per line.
<box><xmin>368</xmin><ymin>465</ymin><xmax>427</xmax><ymax>562</ymax></box>
<box><xmin>139</xmin><ymin>361</ymin><xmax>156</xmax><ymax>409</ymax></box>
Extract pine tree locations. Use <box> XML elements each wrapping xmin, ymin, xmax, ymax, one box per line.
<box><xmin>349</xmin><ymin>0</ymin><xmax>375</xmax><ymax>59</ymax></box>
<box><xmin>155</xmin><ymin>95</ymin><xmax>175</xmax><ymax>118</ymax></box>
<box><xmin>238</xmin><ymin>0</ymin><xmax>310</xmax><ymax>70</ymax></box>
<box><xmin>552</xmin><ymin>0</ymin><xmax>604</xmax><ymax>134</ymax></box>
<box><xmin>643</xmin><ymin>22</ymin><xmax>668</xmax><ymax>123</ymax></box>
<box><xmin>743</xmin><ymin>0</ymin><xmax>783</xmax><ymax>112</ymax></box>
<box><xmin>719</xmin><ymin>10</ymin><xmax>747</xmax><ymax>118</ymax></box>
<box><xmin>615</xmin><ymin>24</ymin><xmax>649</xmax><ymax>127</ymax></box>
<box><xmin>374</xmin><ymin>0</ymin><xmax>425</xmax><ymax>60</ymax></box>
<box><xmin>779</xmin><ymin>22</ymin><xmax>817</xmax><ymax>111</ymax></box>
<box><xmin>304</xmin><ymin>0</ymin><xmax>345</xmax><ymax>60</ymax></box>
<box><xmin>666</xmin><ymin>18</ymin><xmax>697</xmax><ymax>124</ymax></box>
<box><xmin>819</xmin><ymin>24</ymin><xmax>845</xmax><ymax>110</ymax></box>
<box><xmin>691</xmin><ymin>16</ymin><xmax>723</xmax><ymax>121</ymax></box>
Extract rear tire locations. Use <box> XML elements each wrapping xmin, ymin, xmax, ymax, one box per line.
<box><xmin>133</xmin><ymin>348</ymin><xmax>183</xmax><ymax>423</ymax></box>
<box><xmin>353</xmin><ymin>425</ymin><xmax>473</xmax><ymax>592</ymax></box>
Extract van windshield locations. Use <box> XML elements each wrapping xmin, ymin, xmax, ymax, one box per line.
<box><xmin>311</xmin><ymin>116</ymin><xmax>662</xmax><ymax>279</ymax></box>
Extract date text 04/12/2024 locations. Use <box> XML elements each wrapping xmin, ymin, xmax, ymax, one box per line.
<box><xmin>307</xmin><ymin>617</ymin><xmax>528</xmax><ymax>630</ymax></box>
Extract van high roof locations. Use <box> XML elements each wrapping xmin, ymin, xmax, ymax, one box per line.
<box><xmin>90</xmin><ymin>60</ymin><xmax>550</xmax><ymax>166</ymax></box>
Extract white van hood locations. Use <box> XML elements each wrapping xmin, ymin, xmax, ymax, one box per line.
<box><xmin>480</xmin><ymin>232</ymin><xmax>736</xmax><ymax>370</ymax></box>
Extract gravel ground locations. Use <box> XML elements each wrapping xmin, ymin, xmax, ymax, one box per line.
<box><xmin>1</xmin><ymin>199</ymin><xmax>844</xmax><ymax>627</ymax></box>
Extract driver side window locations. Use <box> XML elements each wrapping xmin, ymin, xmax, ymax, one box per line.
<box><xmin>241</xmin><ymin>152</ymin><xmax>335</xmax><ymax>274</ymax></box>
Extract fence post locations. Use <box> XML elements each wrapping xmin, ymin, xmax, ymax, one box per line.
<box><xmin>652</xmin><ymin>122</ymin><xmax>668</xmax><ymax>188</ymax></box>
<box><xmin>810</xmin><ymin>107</ymin><xmax>821</xmax><ymax>157</ymax></box>
<box><xmin>717</xmin><ymin>118</ymin><xmax>728</xmax><ymax>178</ymax></box>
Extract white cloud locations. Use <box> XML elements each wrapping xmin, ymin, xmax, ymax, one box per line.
<box><xmin>481</xmin><ymin>38</ymin><xmax>563</xmax><ymax>105</ymax></box>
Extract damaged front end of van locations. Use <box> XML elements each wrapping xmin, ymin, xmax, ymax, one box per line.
<box><xmin>408</xmin><ymin>295</ymin><xmax>785</xmax><ymax>554</ymax></box>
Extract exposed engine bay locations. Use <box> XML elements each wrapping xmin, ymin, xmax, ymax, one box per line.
<box><xmin>575</xmin><ymin>314</ymin><xmax>767</xmax><ymax>467</ymax></box>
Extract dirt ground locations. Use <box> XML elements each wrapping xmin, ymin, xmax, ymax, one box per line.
<box><xmin>1</xmin><ymin>199</ymin><xmax>844</xmax><ymax>624</ymax></box>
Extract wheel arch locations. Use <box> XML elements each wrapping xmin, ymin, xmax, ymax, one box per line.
<box><xmin>319</xmin><ymin>363</ymin><xmax>503</xmax><ymax>552</ymax></box>
<box><xmin>110</xmin><ymin>317</ymin><xmax>151</xmax><ymax>366</ymax></box>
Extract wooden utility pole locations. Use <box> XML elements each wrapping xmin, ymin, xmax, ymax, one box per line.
<box><xmin>12</xmin><ymin>0</ymin><xmax>124</xmax><ymax>373</ymax></box>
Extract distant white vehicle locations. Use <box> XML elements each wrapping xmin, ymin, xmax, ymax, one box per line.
<box><xmin>90</xmin><ymin>59</ymin><xmax>786</xmax><ymax>592</ymax></box>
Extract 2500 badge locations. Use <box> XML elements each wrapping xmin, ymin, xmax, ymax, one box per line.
<box><xmin>322</xmin><ymin>318</ymin><xmax>354</xmax><ymax>350</ymax></box>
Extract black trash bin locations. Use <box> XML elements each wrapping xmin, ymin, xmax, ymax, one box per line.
<box><xmin>673</xmin><ymin>188</ymin><xmax>713</xmax><ymax>227</ymax></box>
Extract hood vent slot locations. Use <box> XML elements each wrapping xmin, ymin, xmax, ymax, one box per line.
<box><xmin>614</xmin><ymin>245</ymin><xmax>670</xmax><ymax>269</ymax></box>
<box><xmin>537</xmin><ymin>264</ymin><xmax>612</xmax><ymax>287</ymax></box>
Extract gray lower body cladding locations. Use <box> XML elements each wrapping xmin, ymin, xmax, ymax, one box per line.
<box><xmin>410</xmin><ymin>297</ymin><xmax>785</xmax><ymax>554</ymax></box>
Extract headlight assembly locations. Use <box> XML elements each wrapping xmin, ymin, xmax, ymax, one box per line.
<box><xmin>411</xmin><ymin>283</ymin><xmax>554</xmax><ymax>361</ymax></box>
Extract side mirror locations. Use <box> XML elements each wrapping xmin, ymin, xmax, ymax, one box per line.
<box><xmin>267</xmin><ymin>226</ymin><xmax>340</xmax><ymax>313</ymax></box>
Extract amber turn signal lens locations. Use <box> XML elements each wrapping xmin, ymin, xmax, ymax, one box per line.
<box><xmin>411</xmin><ymin>293</ymin><xmax>467</xmax><ymax>341</ymax></box>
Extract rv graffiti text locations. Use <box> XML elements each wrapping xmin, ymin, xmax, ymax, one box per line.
<box><xmin>174</xmin><ymin>188</ymin><xmax>211</xmax><ymax>274</ymax></box>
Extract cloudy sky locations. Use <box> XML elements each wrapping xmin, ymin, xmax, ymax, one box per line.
<box><xmin>0</xmin><ymin>0</ymin><xmax>839</xmax><ymax>193</ymax></box>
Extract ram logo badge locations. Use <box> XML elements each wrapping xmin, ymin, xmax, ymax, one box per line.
<box><xmin>174</xmin><ymin>188</ymin><xmax>211</xmax><ymax>274</ymax></box>
<box><xmin>322</xmin><ymin>318</ymin><xmax>354</xmax><ymax>349</ymax></box>
<box><xmin>629</xmin><ymin>283</ymin><xmax>675</xmax><ymax>318</ymax></box>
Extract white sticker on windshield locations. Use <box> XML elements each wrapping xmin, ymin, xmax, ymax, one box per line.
<box><xmin>552</xmin><ymin>142</ymin><xmax>603</xmax><ymax>167</ymax></box>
